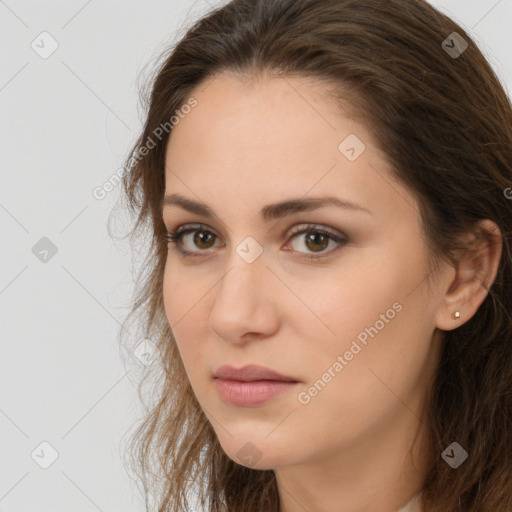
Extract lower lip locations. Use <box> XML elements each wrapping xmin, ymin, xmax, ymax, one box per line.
<box><xmin>214</xmin><ymin>378</ymin><xmax>299</xmax><ymax>407</ymax></box>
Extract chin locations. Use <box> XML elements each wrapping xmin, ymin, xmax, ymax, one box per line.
<box><xmin>216</xmin><ymin>434</ymin><xmax>295</xmax><ymax>471</ymax></box>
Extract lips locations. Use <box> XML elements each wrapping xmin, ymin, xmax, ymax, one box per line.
<box><xmin>213</xmin><ymin>365</ymin><xmax>299</xmax><ymax>407</ymax></box>
<box><xmin>213</xmin><ymin>364</ymin><xmax>299</xmax><ymax>382</ymax></box>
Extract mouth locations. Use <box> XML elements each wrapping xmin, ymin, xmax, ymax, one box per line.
<box><xmin>213</xmin><ymin>365</ymin><xmax>300</xmax><ymax>407</ymax></box>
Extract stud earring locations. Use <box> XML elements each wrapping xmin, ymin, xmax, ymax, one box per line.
<box><xmin>451</xmin><ymin>311</ymin><xmax>461</xmax><ymax>319</ymax></box>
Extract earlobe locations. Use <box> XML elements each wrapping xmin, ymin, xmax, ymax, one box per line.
<box><xmin>435</xmin><ymin>219</ymin><xmax>502</xmax><ymax>332</ymax></box>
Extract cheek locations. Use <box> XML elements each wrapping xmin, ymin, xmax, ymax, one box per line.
<box><xmin>287</xmin><ymin>245</ymin><xmax>428</xmax><ymax>394</ymax></box>
<box><xmin>162</xmin><ymin>262</ymin><xmax>206</xmax><ymax>358</ymax></box>
<box><xmin>162</xmin><ymin>258</ymin><xmax>208</xmax><ymax>326</ymax></box>
<box><xmin>162</xmin><ymin>263</ymin><xmax>180</xmax><ymax>327</ymax></box>
<box><xmin>161</xmin><ymin>268</ymin><xmax>214</xmax><ymax>407</ymax></box>
<box><xmin>314</xmin><ymin>241</ymin><xmax>426</xmax><ymax>344</ymax></box>
<box><xmin>287</xmin><ymin>263</ymin><xmax>406</xmax><ymax>354</ymax></box>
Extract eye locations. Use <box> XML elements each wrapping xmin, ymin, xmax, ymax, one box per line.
<box><xmin>284</xmin><ymin>223</ymin><xmax>347</xmax><ymax>259</ymax></box>
<box><xmin>162</xmin><ymin>223</ymin><xmax>222</xmax><ymax>257</ymax></box>
<box><xmin>162</xmin><ymin>222</ymin><xmax>347</xmax><ymax>259</ymax></box>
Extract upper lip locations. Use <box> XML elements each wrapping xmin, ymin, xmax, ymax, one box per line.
<box><xmin>214</xmin><ymin>364</ymin><xmax>299</xmax><ymax>382</ymax></box>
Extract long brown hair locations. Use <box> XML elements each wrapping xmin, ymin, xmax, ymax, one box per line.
<box><xmin>116</xmin><ymin>0</ymin><xmax>512</xmax><ymax>510</ymax></box>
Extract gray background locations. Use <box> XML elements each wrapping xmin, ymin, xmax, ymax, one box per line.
<box><xmin>1</xmin><ymin>0</ymin><xmax>511</xmax><ymax>510</ymax></box>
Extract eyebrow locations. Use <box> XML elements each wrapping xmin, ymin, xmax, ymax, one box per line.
<box><xmin>161</xmin><ymin>193</ymin><xmax>372</xmax><ymax>222</ymax></box>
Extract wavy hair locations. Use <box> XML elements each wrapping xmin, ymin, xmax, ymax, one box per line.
<box><xmin>115</xmin><ymin>0</ymin><xmax>512</xmax><ymax>510</ymax></box>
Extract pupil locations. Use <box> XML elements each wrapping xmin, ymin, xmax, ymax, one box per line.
<box><xmin>306</xmin><ymin>232</ymin><xmax>328</xmax><ymax>252</ymax></box>
<box><xmin>195</xmin><ymin>231</ymin><xmax>214</xmax><ymax>249</ymax></box>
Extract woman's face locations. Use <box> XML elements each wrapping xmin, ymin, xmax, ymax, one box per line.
<box><xmin>161</xmin><ymin>72</ymin><xmax>447</xmax><ymax>470</ymax></box>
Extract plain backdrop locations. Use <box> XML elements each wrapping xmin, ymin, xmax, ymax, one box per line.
<box><xmin>1</xmin><ymin>0</ymin><xmax>511</xmax><ymax>510</ymax></box>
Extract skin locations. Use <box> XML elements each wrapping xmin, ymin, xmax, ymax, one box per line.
<box><xmin>161</xmin><ymin>72</ymin><xmax>502</xmax><ymax>512</ymax></box>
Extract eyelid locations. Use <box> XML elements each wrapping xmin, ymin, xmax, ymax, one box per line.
<box><xmin>286</xmin><ymin>223</ymin><xmax>345</xmax><ymax>242</ymax></box>
<box><xmin>172</xmin><ymin>222</ymin><xmax>217</xmax><ymax>237</ymax></box>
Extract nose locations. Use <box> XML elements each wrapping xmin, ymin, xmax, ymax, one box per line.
<box><xmin>208</xmin><ymin>251</ymin><xmax>280</xmax><ymax>345</ymax></box>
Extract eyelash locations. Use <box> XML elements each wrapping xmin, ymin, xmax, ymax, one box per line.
<box><xmin>162</xmin><ymin>223</ymin><xmax>348</xmax><ymax>260</ymax></box>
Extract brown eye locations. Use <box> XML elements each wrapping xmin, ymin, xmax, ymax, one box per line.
<box><xmin>193</xmin><ymin>230</ymin><xmax>216</xmax><ymax>249</ymax></box>
<box><xmin>304</xmin><ymin>231</ymin><xmax>330</xmax><ymax>252</ymax></box>
<box><xmin>286</xmin><ymin>224</ymin><xmax>347</xmax><ymax>259</ymax></box>
<box><xmin>163</xmin><ymin>224</ymin><xmax>222</xmax><ymax>256</ymax></box>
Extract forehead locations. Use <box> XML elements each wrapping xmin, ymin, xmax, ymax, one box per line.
<box><xmin>166</xmin><ymin>73</ymin><xmax>369</xmax><ymax>175</ymax></box>
<box><xmin>163</xmin><ymin>73</ymin><xmax>414</xmax><ymax>224</ymax></box>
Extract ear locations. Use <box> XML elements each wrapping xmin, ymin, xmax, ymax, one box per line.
<box><xmin>435</xmin><ymin>219</ymin><xmax>502</xmax><ymax>331</ymax></box>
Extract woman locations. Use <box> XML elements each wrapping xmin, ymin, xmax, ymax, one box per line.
<box><xmin>118</xmin><ymin>0</ymin><xmax>512</xmax><ymax>510</ymax></box>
